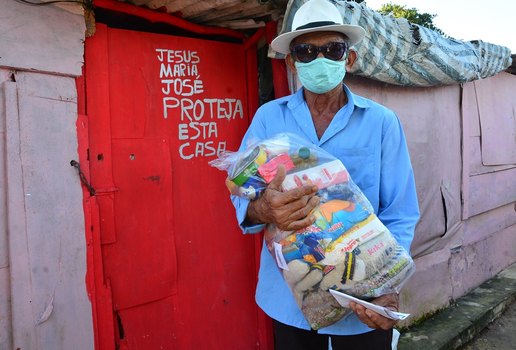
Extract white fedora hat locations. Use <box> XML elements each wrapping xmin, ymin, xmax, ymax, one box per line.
<box><xmin>271</xmin><ymin>0</ymin><xmax>366</xmax><ymax>54</ymax></box>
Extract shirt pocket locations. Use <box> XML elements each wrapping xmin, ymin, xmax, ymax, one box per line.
<box><xmin>334</xmin><ymin>147</ymin><xmax>375</xmax><ymax>191</ymax></box>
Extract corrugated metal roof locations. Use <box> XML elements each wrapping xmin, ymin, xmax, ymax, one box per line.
<box><xmin>122</xmin><ymin>0</ymin><xmax>288</xmax><ymax>29</ymax></box>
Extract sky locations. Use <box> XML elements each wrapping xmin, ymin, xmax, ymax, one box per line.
<box><xmin>362</xmin><ymin>0</ymin><xmax>516</xmax><ymax>53</ymax></box>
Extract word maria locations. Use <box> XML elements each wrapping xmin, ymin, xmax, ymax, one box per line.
<box><xmin>156</xmin><ymin>48</ymin><xmax>244</xmax><ymax>160</ymax></box>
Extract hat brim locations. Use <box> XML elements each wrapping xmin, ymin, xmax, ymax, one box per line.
<box><xmin>270</xmin><ymin>24</ymin><xmax>366</xmax><ymax>55</ymax></box>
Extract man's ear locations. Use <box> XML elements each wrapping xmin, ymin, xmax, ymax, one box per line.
<box><xmin>346</xmin><ymin>49</ymin><xmax>357</xmax><ymax>70</ymax></box>
<box><xmin>286</xmin><ymin>54</ymin><xmax>297</xmax><ymax>73</ymax></box>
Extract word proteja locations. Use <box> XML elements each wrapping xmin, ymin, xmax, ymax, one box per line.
<box><xmin>163</xmin><ymin>97</ymin><xmax>244</xmax><ymax>121</ymax></box>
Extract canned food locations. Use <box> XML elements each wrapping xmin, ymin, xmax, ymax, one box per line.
<box><xmin>231</xmin><ymin>146</ymin><xmax>267</xmax><ymax>186</ymax></box>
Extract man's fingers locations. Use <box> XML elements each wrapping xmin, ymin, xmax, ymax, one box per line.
<box><xmin>351</xmin><ymin>304</ymin><xmax>375</xmax><ymax>328</ymax></box>
<box><xmin>267</xmin><ymin>165</ymin><xmax>287</xmax><ymax>190</ymax></box>
<box><xmin>365</xmin><ymin>310</ymin><xmax>390</xmax><ymax>329</ymax></box>
<box><xmin>282</xmin><ymin>184</ymin><xmax>319</xmax><ymax>202</ymax></box>
<box><xmin>266</xmin><ymin>166</ymin><xmax>318</xmax><ymax>200</ymax></box>
<box><xmin>351</xmin><ymin>302</ymin><xmax>397</xmax><ymax>330</ymax></box>
<box><xmin>284</xmin><ymin>214</ymin><xmax>317</xmax><ymax>231</ymax></box>
<box><xmin>283</xmin><ymin>195</ymin><xmax>320</xmax><ymax>220</ymax></box>
<box><xmin>259</xmin><ymin>165</ymin><xmax>320</xmax><ymax>230</ymax></box>
<box><xmin>270</xmin><ymin>195</ymin><xmax>319</xmax><ymax>231</ymax></box>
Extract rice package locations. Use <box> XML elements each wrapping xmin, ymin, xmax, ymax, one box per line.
<box><xmin>211</xmin><ymin>133</ymin><xmax>415</xmax><ymax>330</ymax></box>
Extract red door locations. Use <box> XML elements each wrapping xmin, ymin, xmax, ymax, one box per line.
<box><xmin>82</xmin><ymin>23</ymin><xmax>268</xmax><ymax>349</ymax></box>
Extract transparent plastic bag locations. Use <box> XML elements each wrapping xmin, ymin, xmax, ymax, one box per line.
<box><xmin>211</xmin><ymin>133</ymin><xmax>415</xmax><ymax>330</ymax></box>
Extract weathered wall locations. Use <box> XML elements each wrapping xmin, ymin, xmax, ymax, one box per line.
<box><xmin>0</xmin><ymin>0</ymin><xmax>85</xmax><ymax>76</ymax></box>
<box><xmin>0</xmin><ymin>1</ymin><xmax>93</xmax><ymax>349</ymax></box>
<box><xmin>0</xmin><ymin>70</ymin><xmax>12</xmax><ymax>350</ymax></box>
<box><xmin>347</xmin><ymin>73</ymin><xmax>516</xmax><ymax>324</ymax></box>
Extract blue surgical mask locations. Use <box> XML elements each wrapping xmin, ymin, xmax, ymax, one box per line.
<box><xmin>295</xmin><ymin>57</ymin><xmax>346</xmax><ymax>94</ymax></box>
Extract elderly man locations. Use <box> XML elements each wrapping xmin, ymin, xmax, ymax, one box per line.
<box><xmin>232</xmin><ymin>0</ymin><xmax>420</xmax><ymax>349</ymax></box>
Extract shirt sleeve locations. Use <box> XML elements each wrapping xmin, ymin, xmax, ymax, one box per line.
<box><xmin>230</xmin><ymin>195</ymin><xmax>265</xmax><ymax>234</ymax></box>
<box><xmin>378</xmin><ymin>113</ymin><xmax>420</xmax><ymax>252</ymax></box>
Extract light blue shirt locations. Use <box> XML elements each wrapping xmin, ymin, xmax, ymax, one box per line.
<box><xmin>231</xmin><ymin>84</ymin><xmax>420</xmax><ymax>335</ymax></box>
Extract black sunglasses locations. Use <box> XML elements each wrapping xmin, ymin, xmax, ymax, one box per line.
<box><xmin>290</xmin><ymin>42</ymin><xmax>348</xmax><ymax>63</ymax></box>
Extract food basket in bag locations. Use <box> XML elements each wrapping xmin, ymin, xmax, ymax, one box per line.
<box><xmin>211</xmin><ymin>133</ymin><xmax>415</xmax><ymax>329</ymax></box>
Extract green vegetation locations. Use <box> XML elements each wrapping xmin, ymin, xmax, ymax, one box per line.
<box><xmin>377</xmin><ymin>2</ymin><xmax>445</xmax><ymax>35</ymax></box>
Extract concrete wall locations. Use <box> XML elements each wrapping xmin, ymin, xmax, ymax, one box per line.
<box><xmin>347</xmin><ymin>73</ymin><xmax>516</xmax><ymax>324</ymax></box>
<box><xmin>0</xmin><ymin>1</ymin><xmax>94</xmax><ymax>349</ymax></box>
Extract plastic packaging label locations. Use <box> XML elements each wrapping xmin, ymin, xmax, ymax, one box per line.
<box><xmin>274</xmin><ymin>242</ymin><xmax>290</xmax><ymax>270</ymax></box>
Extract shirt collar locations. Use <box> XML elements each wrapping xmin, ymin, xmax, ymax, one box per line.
<box><xmin>285</xmin><ymin>83</ymin><xmax>369</xmax><ymax>110</ymax></box>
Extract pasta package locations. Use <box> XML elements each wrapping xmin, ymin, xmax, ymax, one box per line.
<box><xmin>211</xmin><ymin>133</ymin><xmax>415</xmax><ymax>330</ymax></box>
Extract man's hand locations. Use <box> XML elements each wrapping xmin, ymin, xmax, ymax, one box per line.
<box><xmin>349</xmin><ymin>293</ymin><xmax>400</xmax><ymax>330</ymax></box>
<box><xmin>247</xmin><ymin>165</ymin><xmax>320</xmax><ymax>231</ymax></box>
